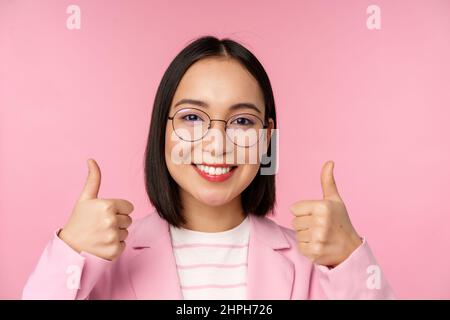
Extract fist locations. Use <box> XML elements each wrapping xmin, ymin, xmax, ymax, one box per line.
<box><xmin>58</xmin><ymin>159</ymin><xmax>134</xmax><ymax>261</ymax></box>
<box><xmin>290</xmin><ymin>161</ymin><xmax>362</xmax><ymax>268</ymax></box>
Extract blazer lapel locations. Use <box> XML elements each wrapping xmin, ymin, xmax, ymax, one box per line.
<box><xmin>128</xmin><ymin>214</ymin><xmax>183</xmax><ymax>299</ymax></box>
<box><xmin>247</xmin><ymin>215</ymin><xmax>295</xmax><ymax>299</ymax></box>
<box><xmin>127</xmin><ymin>213</ymin><xmax>294</xmax><ymax>300</ymax></box>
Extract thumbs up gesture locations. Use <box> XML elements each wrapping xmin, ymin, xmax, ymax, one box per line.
<box><xmin>58</xmin><ymin>159</ymin><xmax>134</xmax><ymax>261</ymax></box>
<box><xmin>290</xmin><ymin>161</ymin><xmax>362</xmax><ymax>268</ymax></box>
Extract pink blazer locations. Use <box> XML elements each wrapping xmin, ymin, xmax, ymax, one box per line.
<box><xmin>22</xmin><ymin>212</ymin><xmax>395</xmax><ymax>299</ymax></box>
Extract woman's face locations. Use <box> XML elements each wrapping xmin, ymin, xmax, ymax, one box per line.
<box><xmin>165</xmin><ymin>57</ymin><xmax>274</xmax><ymax>207</ymax></box>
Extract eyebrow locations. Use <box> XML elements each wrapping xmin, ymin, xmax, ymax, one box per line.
<box><xmin>173</xmin><ymin>99</ymin><xmax>262</xmax><ymax>114</ymax></box>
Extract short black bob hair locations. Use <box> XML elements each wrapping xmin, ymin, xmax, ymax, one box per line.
<box><xmin>144</xmin><ymin>35</ymin><xmax>277</xmax><ymax>227</ymax></box>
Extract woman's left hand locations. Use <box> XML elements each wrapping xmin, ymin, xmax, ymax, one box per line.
<box><xmin>290</xmin><ymin>161</ymin><xmax>363</xmax><ymax>268</ymax></box>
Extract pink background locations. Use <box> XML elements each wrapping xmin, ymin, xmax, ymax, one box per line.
<box><xmin>1</xmin><ymin>0</ymin><xmax>449</xmax><ymax>299</ymax></box>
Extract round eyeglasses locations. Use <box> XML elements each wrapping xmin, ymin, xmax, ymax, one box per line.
<box><xmin>168</xmin><ymin>107</ymin><xmax>268</xmax><ymax>147</ymax></box>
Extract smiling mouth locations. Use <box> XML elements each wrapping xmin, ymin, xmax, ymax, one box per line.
<box><xmin>192</xmin><ymin>163</ymin><xmax>238</xmax><ymax>175</ymax></box>
<box><xmin>191</xmin><ymin>163</ymin><xmax>238</xmax><ymax>181</ymax></box>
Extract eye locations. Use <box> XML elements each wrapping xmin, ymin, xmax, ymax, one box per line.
<box><xmin>231</xmin><ymin>117</ymin><xmax>255</xmax><ymax>126</ymax></box>
<box><xmin>182</xmin><ymin>114</ymin><xmax>204</xmax><ymax>122</ymax></box>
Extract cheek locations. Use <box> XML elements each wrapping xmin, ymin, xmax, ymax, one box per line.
<box><xmin>165</xmin><ymin>128</ymin><xmax>196</xmax><ymax>166</ymax></box>
<box><xmin>164</xmin><ymin>130</ymin><xmax>200</xmax><ymax>191</ymax></box>
<box><xmin>235</xmin><ymin>145</ymin><xmax>263</xmax><ymax>166</ymax></box>
<box><xmin>165</xmin><ymin>129</ymin><xmax>188</xmax><ymax>183</ymax></box>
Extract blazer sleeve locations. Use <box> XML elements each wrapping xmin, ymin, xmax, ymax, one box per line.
<box><xmin>308</xmin><ymin>238</ymin><xmax>396</xmax><ymax>299</ymax></box>
<box><xmin>22</xmin><ymin>231</ymin><xmax>111</xmax><ymax>300</ymax></box>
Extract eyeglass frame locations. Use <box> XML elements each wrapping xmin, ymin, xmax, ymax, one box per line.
<box><xmin>167</xmin><ymin>107</ymin><xmax>269</xmax><ymax>147</ymax></box>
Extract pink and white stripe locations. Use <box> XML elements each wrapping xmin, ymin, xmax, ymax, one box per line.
<box><xmin>169</xmin><ymin>216</ymin><xmax>250</xmax><ymax>300</ymax></box>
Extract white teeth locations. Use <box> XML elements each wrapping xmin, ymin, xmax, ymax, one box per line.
<box><xmin>195</xmin><ymin>164</ymin><xmax>233</xmax><ymax>176</ymax></box>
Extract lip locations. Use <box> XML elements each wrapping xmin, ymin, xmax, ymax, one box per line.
<box><xmin>192</xmin><ymin>164</ymin><xmax>237</xmax><ymax>182</ymax></box>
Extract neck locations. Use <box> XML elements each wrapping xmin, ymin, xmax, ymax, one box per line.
<box><xmin>178</xmin><ymin>190</ymin><xmax>246</xmax><ymax>232</ymax></box>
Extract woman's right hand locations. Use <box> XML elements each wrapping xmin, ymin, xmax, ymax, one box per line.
<box><xmin>58</xmin><ymin>159</ymin><xmax>134</xmax><ymax>261</ymax></box>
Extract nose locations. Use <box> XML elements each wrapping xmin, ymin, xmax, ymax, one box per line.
<box><xmin>203</xmin><ymin>120</ymin><xmax>230</xmax><ymax>157</ymax></box>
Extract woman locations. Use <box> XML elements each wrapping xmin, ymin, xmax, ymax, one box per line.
<box><xmin>23</xmin><ymin>36</ymin><xmax>394</xmax><ymax>299</ymax></box>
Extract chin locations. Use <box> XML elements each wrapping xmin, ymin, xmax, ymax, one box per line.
<box><xmin>193</xmin><ymin>189</ymin><xmax>234</xmax><ymax>207</ymax></box>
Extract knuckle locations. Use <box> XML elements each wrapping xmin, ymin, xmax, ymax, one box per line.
<box><xmin>314</xmin><ymin>229</ymin><xmax>327</xmax><ymax>243</ymax></box>
<box><xmin>102</xmin><ymin>200</ymin><xmax>115</xmax><ymax>212</ymax></box>
<box><xmin>125</xmin><ymin>215</ymin><xmax>133</xmax><ymax>225</ymax></box>
<box><xmin>119</xmin><ymin>216</ymin><xmax>132</xmax><ymax>229</ymax></box>
<box><xmin>105</xmin><ymin>231</ymin><xmax>118</xmax><ymax>243</ymax></box>
<box><xmin>104</xmin><ymin>216</ymin><xmax>117</xmax><ymax>228</ymax></box>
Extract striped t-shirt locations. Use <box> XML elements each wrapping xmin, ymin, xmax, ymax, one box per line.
<box><xmin>169</xmin><ymin>216</ymin><xmax>250</xmax><ymax>300</ymax></box>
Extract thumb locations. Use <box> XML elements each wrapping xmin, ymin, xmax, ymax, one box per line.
<box><xmin>79</xmin><ymin>158</ymin><xmax>101</xmax><ymax>201</ymax></box>
<box><xmin>320</xmin><ymin>160</ymin><xmax>342</xmax><ymax>201</ymax></box>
